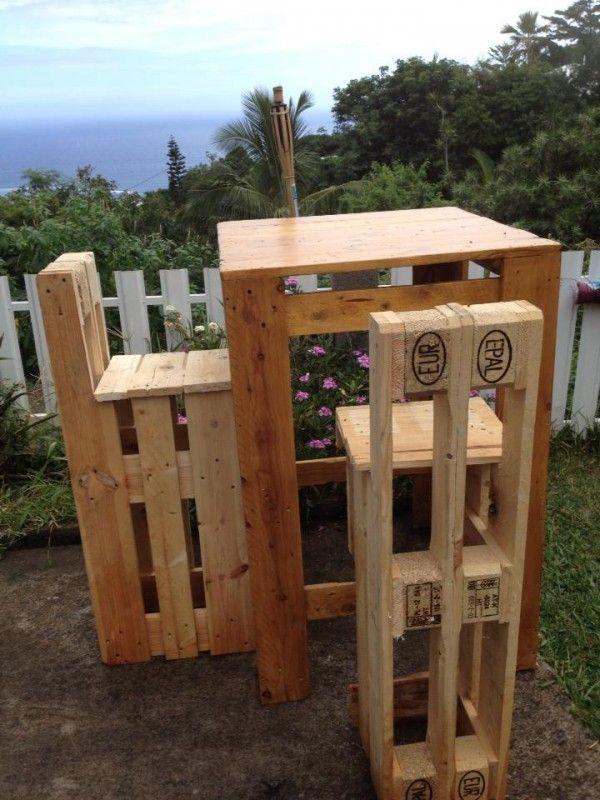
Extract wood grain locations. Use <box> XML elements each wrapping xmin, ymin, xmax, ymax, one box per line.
<box><xmin>223</xmin><ymin>276</ymin><xmax>309</xmax><ymax>703</ymax></box>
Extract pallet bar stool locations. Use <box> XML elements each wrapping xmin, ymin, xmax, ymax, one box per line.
<box><xmin>38</xmin><ymin>253</ymin><xmax>254</xmax><ymax>664</ymax></box>
<box><xmin>346</xmin><ymin>300</ymin><xmax>542</xmax><ymax>800</ymax></box>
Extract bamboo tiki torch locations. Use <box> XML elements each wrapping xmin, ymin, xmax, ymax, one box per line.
<box><xmin>271</xmin><ymin>85</ymin><xmax>299</xmax><ymax>217</ymax></box>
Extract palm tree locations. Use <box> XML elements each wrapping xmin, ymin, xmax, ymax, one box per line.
<box><xmin>185</xmin><ymin>88</ymin><xmax>340</xmax><ymax>222</ymax></box>
<box><xmin>501</xmin><ymin>11</ymin><xmax>550</xmax><ymax>65</ymax></box>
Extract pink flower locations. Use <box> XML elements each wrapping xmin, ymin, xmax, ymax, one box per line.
<box><xmin>308</xmin><ymin>439</ymin><xmax>326</xmax><ymax>449</ymax></box>
<box><xmin>322</xmin><ymin>377</ymin><xmax>337</xmax><ymax>389</ymax></box>
<box><xmin>357</xmin><ymin>353</ymin><xmax>370</xmax><ymax>369</ymax></box>
<box><xmin>353</xmin><ymin>350</ymin><xmax>364</xmax><ymax>356</ymax></box>
<box><xmin>295</xmin><ymin>390</ymin><xmax>309</xmax><ymax>402</ymax></box>
<box><xmin>285</xmin><ymin>277</ymin><xmax>298</xmax><ymax>288</ymax></box>
<box><xmin>355</xmin><ymin>395</ymin><xmax>367</xmax><ymax>405</ymax></box>
<box><xmin>322</xmin><ymin>437</ymin><xmax>332</xmax><ymax>447</ymax></box>
<box><xmin>308</xmin><ymin>345</ymin><xmax>326</xmax><ymax>356</ymax></box>
<box><xmin>318</xmin><ymin>406</ymin><xmax>333</xmax><ymax>417</ymax></box>
<box><xmin>299</xmin><ymin>372</ymin><xmax>310</xmax><ymax>383</ymax></box>
<box><xmin>177</xmin><ymin>414</ymin><xmax>188</xmax><ymax>425</ymax></box>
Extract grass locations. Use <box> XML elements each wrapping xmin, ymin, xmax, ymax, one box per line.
<box><xmin>541</xmin><ymin>424</ymin><xmax>600</xmax><ymax>738</ymax></box>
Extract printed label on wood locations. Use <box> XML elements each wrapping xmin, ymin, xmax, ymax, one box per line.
<box><xmin>406</xmin><ymin>581</ymin><xmax>442</xmax><ymax>629</ymax></box>
<box><xmin>406</xmin><ymin>779</ymin><xmax>433</xmax><ymax>800</ymax></box>
<box><xmin>457</xmin><ymin>770</ymin><xmax>486</xmax><ymax>799</ymax></box>
<box><xmin>463</xmin><ymin>577</ymin><xmax>500</xmax><ymax>621</ymax></box>
<box><xmin>411</xmin><ymin>332</ymin><xmax>447</xmax><ymax>387</ymax></box>
<box><xmin>476</xmin><ymin>330</ymin><xmax>512</xmax><ymax>384</ymax></box>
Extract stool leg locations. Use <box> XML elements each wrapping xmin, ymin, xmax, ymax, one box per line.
<box><xmin>352</xmin><ymin>469</ymin><xmax>371</xmax><ymax>752</ymax></box>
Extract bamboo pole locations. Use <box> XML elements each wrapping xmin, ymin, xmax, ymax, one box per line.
<box><xmin>271</xmin><ymin>85</ymin><xmax>299</xmax><ymax>217</ymax></box>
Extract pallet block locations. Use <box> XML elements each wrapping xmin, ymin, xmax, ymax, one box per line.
<box><xmin>38</xmin><ymin>255</ymin><xmax>255</xmax><ymax>663</ymax></box>
<box><xmin>346</xmin><ymin>300</ymin><xmax>542</xmax><ymax>799</ymax></box>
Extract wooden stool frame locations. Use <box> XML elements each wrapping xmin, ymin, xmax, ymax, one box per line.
<box><xmin>353</xmin><ymin>300</ymin><xmax>542</xmax><ymax>800</ymax></box>
<box><xmin>218</xmin><ymin>208</ymin><xmax>560</xmax><ymax>704</ymax></box>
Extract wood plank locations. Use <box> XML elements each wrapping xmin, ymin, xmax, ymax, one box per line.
<box><xmin>366</xmin><ymin>312</ymin><xmax>395</xmax><ymax>799</ymax></box>
<box><xmin>499</xmin><ymin>253</ymin><xmax>561</xmax><ymax>669</ymax></box>
<box><xmin>182</xmin><ymin>348</ymin><xmax>231</xmax><ymax>393</ymax></box>
<box><xmin>223</xmin><ymin>276</ymin><xmax>309</xmax><ymax>704</ymax></box>
<box><xmin>570</xmin><ymin>252</ymin><xmax>600</xmax><ymax>432</ymax></box>
<box><xmin>304</xmin><ymin>581</ymin><xmax>355</xmax><ymax>619</ymax></box>
<box><xmin>348</xmin><ymin>671</ymin><xmax>429</xmax><ymax>727</ymax></box>
<box><xmin>186</xmin><ymin>389</ymin><xmax>255</xmax><ymax>655</ymax></box>
<box><xmin>425</xmin><ymin>304</ymin><xmax>473</xmax><ymax>800</ymax></box>
<box><xmin>146</xmin><ymin>608</ymin><xmax>210</xmax><ymax>656</ymax></box>
<box><xmin>286</xmin><ymin>277</ymin><xmax>501</xmax><ymax>335</ymax></box>
<box><xmin>350</xmin><ymin>470</ymin><xmax>370</xmax><ymax>751</ymax></box>
<box><xmin>336</xmin><ymin>397</ymin><xmax>502</xmax><ymax>471</ymax></box>
<box><xmin>218</xmin><ymin>208</ymin><xmax>558</xmax><ymax>278</ymax></box>
<box><xmin>94</xmin><ymin>355</ymin><xmax>143</xmax><ymax>401</ymax></box>
<box><xmin>132</xmin><ymin>396</ymin><xmax>198</xmax><ymax>659</ymax></box>
<box><xmin>296</xmin><ymin>455</ymin><xmax>347</xmax><ymax>486</ymax></box>
<box><xmin>37</xmin><ymin>258</ymin><xmax>150</xmax><ymax>665</ymax></box>
<box><xmin>551</xmin><ymin>251</ymin><xmax>584</xmax><ymax>429</ymax></box>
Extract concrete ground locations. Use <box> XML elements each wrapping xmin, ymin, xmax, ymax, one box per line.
<box><xmin>1</xmin><ymin>524</ymin><xmax>598</xmax><ymax>799</ymax></box>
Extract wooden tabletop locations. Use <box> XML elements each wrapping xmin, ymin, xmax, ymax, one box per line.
<box><xmin>217</xmin><ymin>207</ymin><xmax>559</xmax><ymax>279</ymax></box>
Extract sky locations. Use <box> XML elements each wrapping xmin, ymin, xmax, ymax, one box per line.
<box><xmin>0</xmin><ymin>0</ymin><xmax>565</xmax><ymax>121</ymax></box>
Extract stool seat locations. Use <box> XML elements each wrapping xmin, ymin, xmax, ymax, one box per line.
<box><xmin>94</xmin><ymin>349</ymin><xmax>231</xmax><ymax>401</ymax></box>
<box><xmin>336</xmin><ymin>396</ymin><xmax>502</xmax><ymax>472</ymax></box>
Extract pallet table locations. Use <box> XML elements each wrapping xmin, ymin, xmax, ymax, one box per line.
<box><xmin>218</xmin><ymin>208</ymin><xmax>560</xmax><ymax>704</ymax></box>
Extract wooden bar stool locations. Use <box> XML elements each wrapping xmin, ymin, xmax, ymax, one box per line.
<box><xmin>338</xmin><ymin>301</ymin><xmax>542</xmax><ymax>800</ymax></box>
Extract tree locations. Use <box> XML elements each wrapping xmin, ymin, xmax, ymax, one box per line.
<box><xmin>500</xmin><ymin>11</ymin><xmax>551</xmax><ymax>65</ymax></box>
<box><xmin>184</xmin><ymin>88</ymin><xmax>339</xmax><ymax>222</ymax></box>
<box><xmin>337</xmin><ymin>162</ymin><xmax>445</xmax><ymax>213</ymax></box>
<box><xmin>167</xmin><ymin>136</ymin><xmax>186</xmax><ymax>201</ymax></box>
<box><xmin>545</xmin><ymin>1</ymin><xmax>600</xmax><ymax>98</ymax></box>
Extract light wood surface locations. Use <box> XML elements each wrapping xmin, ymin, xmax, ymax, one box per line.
<box><xmin>218</xmin><ymin>207</ymin><xmax>558</xmax><ymax>278</ymax></box>
<box><xmin>336</xmin><ymin>396</ymin><xmax>502</xmax><ymax>471</ymax></box>
<box><xmin>286</xmin><ymin>277</ymin><xmax>500</xmax><ymax>335</ymax></box>
<box><xmin>94</xmin><ymin>348</ymin><xmax>231</xmax><ymax>401</ymax></box>
<box><xmin>132</xmin><ymin>396</ymin><xmax>198</xmax><ymax>659</ymax></box>
<box><xmin>186</xmin><ymin>389</ymin><xmax>255</xmax><ymax>655</ymax></box>
<box><xmin>223</xmin><ymin>276</ymin><xmax>309</xmax><ymax>704</ymax></box>
<box><xmin>38</xmin><ymin>256</ymin><xmax>150</xmax><ymax>665</ymax></box>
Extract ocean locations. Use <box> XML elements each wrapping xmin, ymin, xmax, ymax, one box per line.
<box><xmin>0</xmin><ymin>111</ymin><xmax>332</xmax><ymax>195</ymax></box>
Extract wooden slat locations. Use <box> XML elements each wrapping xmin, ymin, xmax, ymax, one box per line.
<box><xmin>182</xmin><ymin>348</ymin><xmax>231</xmax><ymax>393</ymax></box>
<box><xmin>348</xmin><ymin>670</ymin><xmax>429</xmax><ymax>727</ymax></box>
<box><xmin>366</xmin><ymin>312</ymin><xmax>395</xmax><ymax>799</ymax></box>
<box><xmin>336</xmin><ymin>396</ymin><xmax>502</xmax><ymax>471</ymax></box>
<box><xmin>224</xmin><ymin>276</ymin><xmax>309</xmax><ymax>704</ymax></box>
<box><xmin>296</xmin><ymin>455</ymin><xmax>347</xmax><ymax>485</ymax></box>
<box><xmin>128</xmin><ymin>352</ymin><xmax>187</xmax><ymax>397</ymax></box>
<box><xmin>286</xmin><ymin>277</ymin><xmax>501</xmax><ymax>335</ymax></box>
<box><xmin>132</xmin><ymin>396</ymin><xmax>198</xmax><ymax>659</ymax></box>
<box><xmin>218</xmin><ymin>207</ymin><xmax>558</xmax><ymax>278</ymax></box>
<box><xmin>304</xmin><ymin>581</ymin><xmax>355</xmax><ymax>619</ymax></box>
<box><xmin>146</xmin><ymin>608</ymin><xmax>210</xmax><ymax>656</ymax></box>
<box><xmin>115</xmin><ymin>270</ymin><xmax>151</xmax><ymax>355</ymax></box>
<box><xmin>186</xmin><ymin>389</ymin><xmax>255</xmax><ymax>655</ymax></box>
<box><xmin>94</xmin><ymin>355</ymin><xmax>143</xmax><ymax>402</ymax></box>
<box><xmin>499</xmin><ymin>253</ymin><xmax>561</xmax><ymax>670</ymax></box>
<box><xmin>37</xmin><ymin>258</ymin><xmax>150</xmax><ymax>665</ymax></box>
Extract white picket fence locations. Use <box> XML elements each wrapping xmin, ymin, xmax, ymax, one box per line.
<box><xmin>0</xmin><ymin>254</ymin><xmax>599</xmax><ymax>432</ymax></box>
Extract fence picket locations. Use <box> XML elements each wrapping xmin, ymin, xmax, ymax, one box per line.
<box><xmin>160</xmin><ymin>269</ymin><xmax>192</xmax><ymax>350</ymax></box>
<box><xmin>0</xmin><ymin>276</ymin><xmax>29</xmax><ymax>409</ymax></box>
<box><xmin>570</xmin><ymin>251</ymin><xmax>600</xmax><ymax>433</ymax></box>
<box><xmin>203</xmin><ymin>267</ymin><xmax>225</xmax><ymax>327</ymax></box>
<box><xmin>2</xmin><ymin>253</ymin><xmax>599</xmax><ymax>429</ymax></box>
<box><xmin>551</xmin><ymin>251</ymin><xmax>584</xmax><ymax>429</ymax></box>
<box><xmin>24</xmin><ymin>274</ymin><xmax>55</xmax><ymax>411</ymax></box>
<box><xmin>114</xmin><ymin>270</ymin><xmax>151</xmax><ymax>354</ymax></box>
<box><xmin>391</xmin><ymin>267</ymin><xmax>413</xmax><ymax>286</ymax></box>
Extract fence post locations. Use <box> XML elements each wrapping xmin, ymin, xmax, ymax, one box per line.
<box><xmin>24</xmin><ymin>273</ymin><xmax>55</xmax><ymax>412</ymax></box>
<box><xmin>204</xmin><ymin>267</ymin><xmax>225</xmax><ymax>328</ymax></box>
<box><xmin>115</xmin><ymin>270</ymin><xmax>151</xmax><ymax>354</ymax></box>
<box><xmin>570</xmin><ymin>251</ymin><xmax>600</xmax><ymax>433</ymax></box>
<box><xmin>0</xmin><ymin>275</ymin><xmax>29</xmax><ymax>409</ymax></box>
<box><xmin>160</xmin><ymin>268</ymin><xmax>192</xmax><ymax>349</ymax></box>
<box><xmin>391</xmin><ymin>266</ymin><xmax>413</xmax><ymax>286</ymax></box>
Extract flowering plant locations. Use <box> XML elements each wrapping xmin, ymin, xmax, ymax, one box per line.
<box><xmin>290</xmin><ymin>334</ymin><xmax>370</xmax><ymax>459</ymax></box>
<box><xmin>163</xmin><ymin>306</ymin><xmax>226</xmax><ymax>351</ymax></box>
